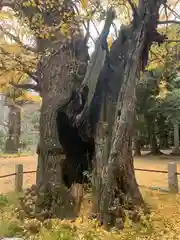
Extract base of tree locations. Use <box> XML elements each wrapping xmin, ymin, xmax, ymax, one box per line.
<box><xmin>170</xmin><ymin>147</ymin><xmax>180</xmax><ymax>156</ymax></box>
<box><xmin>91</xmin><ymin>183</ymin><xmax>151</xmax><ymax>230</ymax></box>
<box><xmin>133</xmin><ymin>151</ymin><xmax>141</xmax><ymax>156</ymax></box>
<box><xmin>16</xmin><ymin>185</ymin><xmax>151</xmax><ymax>232</ymax></box>
<box><xmin>17</xmin><ymin>184</ymin><xmax>82</xmax><ymax>222</ymax></box>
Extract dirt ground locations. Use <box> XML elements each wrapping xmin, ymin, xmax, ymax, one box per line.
<box><xmin>1</xmin><ymin>152</ymin><xmax>180</xmax><ymax>193</ymax></box>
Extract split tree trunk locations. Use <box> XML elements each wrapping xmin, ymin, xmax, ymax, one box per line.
<box><xmin>4</xmin><ymin>105</ymin><xmax>21</xmax><ymax>154</ymax></box>
<box><xmin>1</xmin><ymin>0</ymin><xmax>164</xmax><ymax>227</ymax></box>
<box><xmin>36</xmin><ymin>98</ymin><xmax>76</xmax><ymax>218</ymax></box>
<box><xmin>92</xmin><ymin>0</ymin><xmax>164</xmax><ymax>229</ymax></box>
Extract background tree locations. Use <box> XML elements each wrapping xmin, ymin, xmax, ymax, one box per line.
<box><xmin>134</xmin><ymin>23</ymin><xmax>180</xmax><ymax>155</ymax></box>
<box><xmin>0</xmin><ymin>7</ymin><xmax>40</xmax><ymax>153</ymax></box>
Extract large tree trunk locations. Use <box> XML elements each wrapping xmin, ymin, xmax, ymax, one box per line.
<box><xmin>4</xmin><ymin>105</ymin><xmax>21</xmax><ymax>154</ymax></box>
<box><xmin>1</xmin><ymin>0</ymin><xmax>165</xmax><ymax>228</ymax></box>
<box><xmin>2</xmin><ymin>0</ymin><xmax>93</xmax><ymax>219</ymax></box>
<box><xmin>89</xmin><ymin>0</ymin><xmax>164</xmax><ymax>229</ymax></box>
<box><xmin>35</xmin><ymin>37</ymin><xmax>89</xmax><ymax>218</ymax></box>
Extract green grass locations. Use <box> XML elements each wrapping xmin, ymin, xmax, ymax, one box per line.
<box><xmin>0</xmin><ymin>189</ymin><xmax>180</xmax><ymax>239</ymax></box>
<box><xmin>0</xmin><ymin>192</ymin><xmax>24</xmax><ymax>238</ymax></box>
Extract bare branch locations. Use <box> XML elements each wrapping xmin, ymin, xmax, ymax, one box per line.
<box><xmin>0</xmin><ymin>47</ymin><xmax>39</xmax><ymax>83</ymax></box>
<box><xmin>164</xmin><ymin>3</ymin><xmax>180</xmax><ymax>19</ymax></box>
<box><xmin>158</xmin><ymin>20</ymin><xmax>180</xmax><ymax>25</ymax></box>
<box><xmin>150</xmin><ymin>50</ymin><xmax>165</xmax><ymax>65</ymax></box>
<box><xmin>91</xmin><ymin>20</ymin><xmax>100</xmax><ymax>36</ymax></box>
<box><xmin>127</xmin><ymin>0</ymin><xmax>137</xmax><ymax>15</ymax></box>
<box><xmin>10</xmin><ymin>83</ymin><xmax>40</xmax><ymax>92</ymax></box>
<box><xmin>165</xmin><ymin>39</ymin><xmax>180</xmax><ymax>43</ymax></box>
<box><xmin>0</xmin><ymin>26</ymin><xmax>37</xmax><ymax>53</ymax></box>
<box><xmin>83</xmin><ymin>20</ymin><xmax>95</xmax><ymax>44</ymax></box>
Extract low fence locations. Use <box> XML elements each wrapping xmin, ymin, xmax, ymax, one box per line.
<box><xmin>0</xmin><ymin>162</ymin><xmax>180</xmax><ymax>194</ymax></box>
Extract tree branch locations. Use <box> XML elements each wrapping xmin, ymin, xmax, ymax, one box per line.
<box><xmin>158</xmin><ymin>20</ymin><xmax>180</xmax><ymax>25</ymax></box>
<box><xmin>10</xmin><ymin>83</ymin><xmax>40</xmax><ymax>92</ymax></box>
<box><xmin>164</xmin><ymin>3</ymin><xmax>180</xmax><ymax>20</ymax></box>
<box><xmin>127</xmin><ymin>0</ymin><xmax>137</xmax><ymax>15</ymax></box>
<box><xmin>165</xmin><ymin>39</ymin><xmax>180</xmax><ymax>43</ymax></box>
<box><xmin>0</xmin><ymin>47</ymin><xmax>39</xmax><ymax>83</ymax></box>
<box><xmin>0</xmin><ymin>26</ymin><xmax>37</xmax><ymax>53</ymax></box>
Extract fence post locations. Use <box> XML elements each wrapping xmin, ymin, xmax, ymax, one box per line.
<box><xmin>15</xmin><ymin>164</ymin><xmax>23</xmax><ymax>192</ymax></box>
<box><xmin>168</xmin><ymin>162</ymin><xmax>178</xmax><ymax>193</ymax></box>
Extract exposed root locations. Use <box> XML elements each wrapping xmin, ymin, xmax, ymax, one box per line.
<box><xmin>90</xmin><ymin>186</ymin><xmax>149</xmax><ymax>231</ymax></box>
<box><xmin>16</xmin><ymin>184</ymin><xmax>77</xmax><ymax>222</ymax></box>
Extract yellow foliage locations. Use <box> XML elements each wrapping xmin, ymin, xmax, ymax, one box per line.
<box><xmin>107</xmin><ymin>36</ymin><xmax>114</xmax><ymax>50</ymax></box>
<box><xmin>81</xmin><ymin>0</ymin><xmax>88</xmax><ymax>9</ymax></box>
<box><xmin>20</xmin><ymin>92</ymin><xmax>41</xmax><ymax>103</ymax></box>
<box><xmin>1</xmin><ymin>189</ymin><xmax>180</xmax><ymax>239</ymax></box>
<box><xmin>157</xmin><ymin>79</ymin><xmax>169</xmax><ymax>99</ymax></box>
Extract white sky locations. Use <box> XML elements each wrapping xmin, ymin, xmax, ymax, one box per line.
<box><xmin>0</xmin><ymin>4</ymin><xmax>179</xmax><ymax>55</ymax></box>
<box><xmin>0</xmin><ymin>6</ymin><xmax>117</xmax><ymax>55</ymax></box>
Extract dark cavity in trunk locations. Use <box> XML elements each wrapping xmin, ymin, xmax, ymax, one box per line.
<box><xmin>56</xmin><ymin>109</ymin><xmax>95</xmax><ymax>188</ymax></box>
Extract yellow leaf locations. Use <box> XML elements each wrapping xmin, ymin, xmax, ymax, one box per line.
<box><xmin>81</xmin><ymin>0</ymin><xmax>88</xmax><ymax>9</ymax></box>
<box><xmin>107</xmin><ymin>36</ymin><xmax>113</xmax><ymax>51</ymax></box>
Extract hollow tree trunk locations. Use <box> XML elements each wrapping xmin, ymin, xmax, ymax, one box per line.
<box><xmin>1</xmin><ymin>0</ymin><xmax>89</xmax><ymax>218</ymax></box>
<box><xmin>36</xmin><ymin>97</ymin><xmax>75</xmax><ymax>218</ymax></box>
<box><xmin>35</xmin><ymin>35</ymin><xmax>89</xmax><ymax>218</ymax></box>
<box><xmin>93</xmin><ymin>0</ymin><xmax>164</xmax><ymax>229</ymax></box>
<box><xmin>4</xmin><ymin>105</ymin><xmax>21</xmax><ymax>154</ymax></box>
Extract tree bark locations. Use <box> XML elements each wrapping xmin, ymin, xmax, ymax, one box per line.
<box><xmin>92</xmin><ymin>0</ymin><xmax>165</xmax><ymax>229</ymax></box>
<box><xmin>1</xmin><ymin>0</ymin><xmax>165</xmax><ymax>227</ymax></box>
<box><xmin>4</xmin><ymin>105</ymin><xmax>21</xmax><ymax>153</ymax></box>
<box><xmin>35</xmin><ymin>37</ymin><xmax>89</xmax><ymax>218</ymax></box>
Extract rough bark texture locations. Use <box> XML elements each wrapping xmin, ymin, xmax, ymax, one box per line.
<box><xmin>35</xmin><ymin>37</ymin><xmax>89</xmax><ymax>217</ymax></box>
<box><xmin>1</xmin><ymin>0</ymin><xmax>93</xmax><ymax>218</ymax></box>
<box><xmin>4</xmin><ymin>105</ymin><xmax>21</xmax><ymax>153</ymax></box>
<box><xmin>84</xmin><ymin>0</ymin><xmax>165</xmax><ymax>229</ymax></box>
<box><xmin>1</xmin><ymin>0</ymin><xmax>166</xmax><ymax>227</ymax></box>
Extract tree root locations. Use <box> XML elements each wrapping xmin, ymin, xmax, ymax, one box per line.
<box><xmin>16</xmin><ymin>184</ymin><xmax>77</xmax><ymax>222</ymax></box>
<box><xmin>93</xmin><ymin>188</ymin><xmax>151</xmax><ymax>231</ymax></box>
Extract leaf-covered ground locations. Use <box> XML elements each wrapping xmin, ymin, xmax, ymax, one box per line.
<box><xmin>0</xmin><ymin>188</ymin><xmax>180</xmax><ymax>240</ymax></box>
